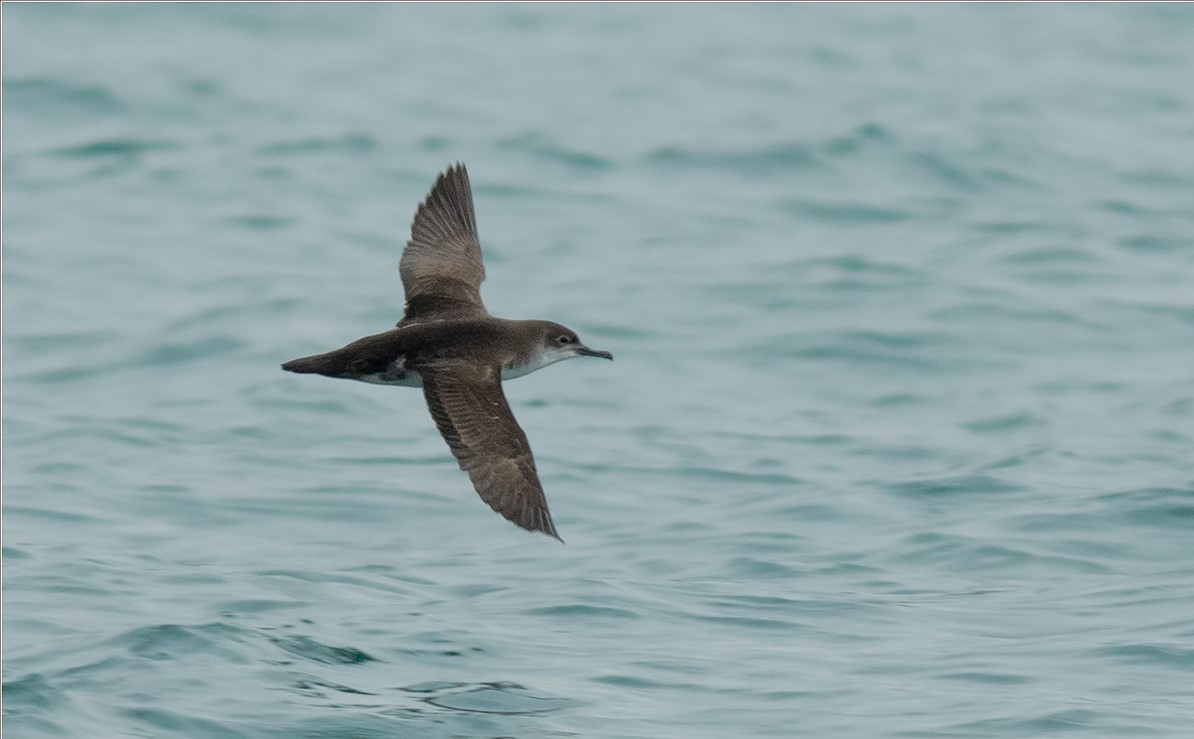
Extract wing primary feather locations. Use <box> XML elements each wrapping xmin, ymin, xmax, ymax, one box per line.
<box><xmin>420</xmin><ymin>363</ymin><xmax>562</xmax><ymax>541</ymax></box>
<box><xmin>398</xmin><ymin>164</ymin><xmax>488</xmax><ymax>325</ymax></box>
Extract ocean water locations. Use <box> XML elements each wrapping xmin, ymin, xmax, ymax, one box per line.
<box><xmin>4</xmin><ymin>3</ymin><xmax>1194</xmax><ymax>737</ymax></box>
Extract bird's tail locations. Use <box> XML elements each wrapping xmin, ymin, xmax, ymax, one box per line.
<box><xmin>281</xmin><ymin>351</ymin><xmax>344</xmax><ymax>376</ymax></box>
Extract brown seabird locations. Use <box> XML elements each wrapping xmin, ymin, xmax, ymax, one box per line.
<box><xmin>282</xmin><ymin>164</ymin><xmax>612</xmax><ymax>541</ymax></box>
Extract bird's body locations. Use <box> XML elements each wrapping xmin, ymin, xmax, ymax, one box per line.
<box><xmin>282</xmin><ymin>317</ymin><xmax>587</xmax><ymax>388</ymax></box>
<box><xmin>282</xmin><ymin>164</ymin><xmax>611</xmax><ymax>541</ymax></box>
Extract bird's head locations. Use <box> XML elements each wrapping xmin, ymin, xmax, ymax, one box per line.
<box><xmin>534</xmin><ymin>321</ymin><xmax>613</xmax><ymax>366</ymax></box>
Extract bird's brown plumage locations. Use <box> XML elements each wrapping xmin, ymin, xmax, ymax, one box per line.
<box><xmin>283</xmin><ymin>163</ymin><xmax>612</xmax><ymax>541</ymax></box>
<box><xmin>399</xmin><ymin>164</ymin><xmax>488</xmax><ymax>326</ymax></box>
<box><xmin>420</xmin><ymin>362</ymin><xmax>561</xmax><ymax>541</ymax></box>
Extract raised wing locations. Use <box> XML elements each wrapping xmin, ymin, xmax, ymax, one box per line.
<box><xmin>419</xmin><ymin>362</ymin><xmax>561</xmax><ymax>541</ymax></box>
<box><xmin>399</xmin><ymin>164</ymin><xmax>487</xmax><ymax>325</ymax></box>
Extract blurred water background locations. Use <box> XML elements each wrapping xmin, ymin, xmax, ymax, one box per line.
<box><xmin>4</xmin><ymin>3</ymin><xmax>1194</xmax><ymax>737</ymax></box>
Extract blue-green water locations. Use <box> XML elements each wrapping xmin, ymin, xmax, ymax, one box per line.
<box><xmin>4</xmin><ymin>4</ymin><xmax>1194</xmax><ymax>737</ymax></box>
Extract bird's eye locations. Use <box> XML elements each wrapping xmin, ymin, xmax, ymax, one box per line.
<box><xmin>558</xmin><ymin>335</ymin><xmax>572</xmax><ymax>344</ymax></box>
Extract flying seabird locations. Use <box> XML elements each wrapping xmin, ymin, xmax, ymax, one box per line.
<box><xmin>282</xmin><ymin>164</ymin><xmax>612</xmax><ymax>541</ymax></box>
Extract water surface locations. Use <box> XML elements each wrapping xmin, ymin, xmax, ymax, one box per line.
<box><xmin>5</xmin><ymin>4</ymin><xmax>1194</xmax><ymax>737</ymax></box>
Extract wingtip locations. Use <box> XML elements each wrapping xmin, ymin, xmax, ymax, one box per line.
<box><xmin>416</xmin><ymin>163</ymin><xmax>476</xmax><ymax>229</ymax></box>
<box><xmin>435</xmin><ymin>161</ymin><xmax>468</xmax><ymax>185</ymax></box>
<box><xmin>536</xmin><ymin>505</ymin><xmax>563</xmax><ymax>543</ymax></box>
<box><xmin>542</xmin><ymin>522</ymin><xmax>563</xmax><ymax>546</ymax></box>
<box><xmin>525</xmin><ymin>503</ymin><xmax>563</xmax><ymax>543</ymax></box>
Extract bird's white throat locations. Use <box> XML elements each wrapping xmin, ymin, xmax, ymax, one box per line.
<box><xmin>501</xmin><ymin>345</ymin><xmax>575</xmax><ymax>381</ymax></box>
